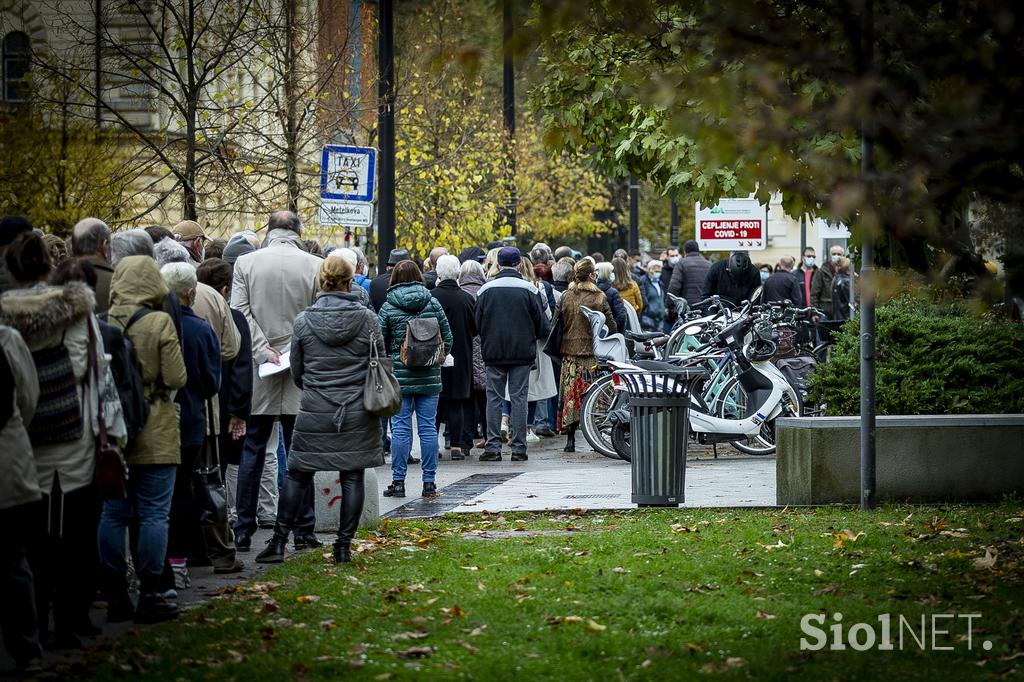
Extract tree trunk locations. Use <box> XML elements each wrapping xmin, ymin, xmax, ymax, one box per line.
<box><xmin>183</xmin><ymin>0</ymin><xmax>198</xmax><ymax>221</ymax></box>
<box><xmin>284</xmin><ymin>0</ymin><xmax>299</xmax><ymax>213</ymax></box>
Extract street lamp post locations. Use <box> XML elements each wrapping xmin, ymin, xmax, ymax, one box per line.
<box><xmin>376</xmin><ymin>0</ymin><xmax>396</xmax><ymax>268</ymax></box>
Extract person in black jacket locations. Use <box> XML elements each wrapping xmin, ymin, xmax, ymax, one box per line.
<box><xmin>700</xmin><ymin>251</ymin><xmax>762</xmax><ymax>308</ymax></box>
<box><xmin>475</xmin><ymin>247</ymin><xmax>548</xmax><ymax>462</ymax></box>
<box><xmin>431</xmin><ymin>255</ymin><xmax>477</xmax><ymax>460</ymax></box>
<box><xmin>668</xmin><ymin>240</ymin><xmax>712</xmax><ymax>307</ymax></box>
<box><xmin>370</xmin><ymin>249</ymin><xmax>411</xmax><ymax>312</ymax></box>
<box><xmin>595</xmin><ymin>261</ymin><xmax>628</xmax><ymax>333</ymax></box>
<box><xmin>762</xmin><ymin>255</ymin><xmax>804</xmax><ymax>305</ymax></box>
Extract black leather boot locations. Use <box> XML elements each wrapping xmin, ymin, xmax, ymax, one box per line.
<box><xmin>255</xmin><ymin>530</ymin><xmax>289</xmax><ymax>563</ymax></box>
<box><xmin>333</xmin><ymin>543</ymin><xmax>352</xmax><ymax>563</ymax></box>
<box><xmin>383</xmin><ymin>480</ymin><xmax>405</xmax><ymax>497</ymax></box>
<box><xmin>564</xmin><ymin>425</ymin><xmax>576</xmax><ymax>452</ymax></box>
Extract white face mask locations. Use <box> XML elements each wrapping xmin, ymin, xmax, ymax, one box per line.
<box><xmin>831</xmin><ymin>254</ymin><xmax>842</xmax><ymax>263</ymax></box>
<box><xmin>804</xmin><ymin>256</ymin><xmax>815</xmax><ymax>268</ymax></box>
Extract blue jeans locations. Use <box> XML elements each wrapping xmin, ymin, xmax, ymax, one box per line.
<box><xmin>98</xmin><ymin>464</ymin><xmax>176</xmax><ymax>592</ymax></box>
<box><xmin>391</xmin><ymin>394</ymin><xmax>439</xmax><ymax>483</ymax></box>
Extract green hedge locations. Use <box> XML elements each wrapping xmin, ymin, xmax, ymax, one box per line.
<box><xmin>809</xmin><ymin>297</ymin><xmax>1024</xmax><ymax>415</ymax></box>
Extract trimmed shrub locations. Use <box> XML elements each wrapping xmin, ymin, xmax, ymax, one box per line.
<box><xmin>810</xmin><ymin>296</ymin><xmax>1024</xmax><ymax>415</ymax></box>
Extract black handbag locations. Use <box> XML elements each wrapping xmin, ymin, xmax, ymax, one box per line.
<box><xmin>194</xmin><ymin>400</ymin><xmax>228</xmax><ymax>527</ymax></box>
<box><xmin>543</xmin><ymin>305</ymin><xmax>564</xmax><ymax>359</ymax></box>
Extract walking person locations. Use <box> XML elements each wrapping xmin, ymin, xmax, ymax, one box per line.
<box><xmin>555</xmin><ymin>259</ymin><xmax>616</xmax><ymax>452</ymax></box>
<box><xmin>378</xmin><ymin>261</ymin><xmax>453</xmax><ymax>498</ymax></box>
<box><xmin>230</xmin><ymin>211</ymin><xmax>322</xmax><ymax>552</ymax></box>
<box><xmin>431</xmin><ymin>255</ymin><xmax>477</xmax><ymax>460</ymax></box>
<box><xmin>475</xmin><ymin>247</ymin><xmax>548</xmax><ymax>461</ymax></box>
<box><xmin>255</xmin><ymin>256</ymin><xmax>384</xmax><ymax>564</ymax></box>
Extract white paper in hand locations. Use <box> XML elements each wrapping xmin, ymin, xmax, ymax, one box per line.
<box><xmin>442</xmin><ymin>353</ymin><xmax>455</xmax><ymax>368</ymax></box>
<box><xmin>258</xmin><ymin>351</ymin><xmax>291</xmax><ymax>378</ymax></box>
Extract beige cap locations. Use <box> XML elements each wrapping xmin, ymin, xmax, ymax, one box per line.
<box><xmin>172</xmin><ymin>220</ymin><xmax>206</xmax><ymax>241</ymax></box>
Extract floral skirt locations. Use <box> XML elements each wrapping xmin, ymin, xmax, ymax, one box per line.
<box><xmin>558</xmin><ymin>354</ymin><xmax>599</xmax><ymax>430</ymax></box>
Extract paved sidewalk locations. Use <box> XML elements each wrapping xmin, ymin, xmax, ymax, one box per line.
<box><xmin>374</xmin><ymin>429</ymin><xmax>776</xmax><ymax>517</ymax></box>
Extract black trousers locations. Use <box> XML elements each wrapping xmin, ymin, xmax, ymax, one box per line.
<box><xmin>438</xmin><ymin>397</ymin><xmax>474</xmax><ymax>451</ymax></box>
<box><xmin>0</xmin><ymin>503</ymin><xmax>43</xmax><ymax>664</ymax></box>
<box><xmin>234</xmin><ymin>415</ymin><xmax>314</xmax><ymax>536</ymax></box>
<box><xmin>25</xmin><ymin>481</ymin><xmax>99</xmax><ymax>638</ymax></box>
<box><xmin>276</xmin><ymin>469</ymin><xmax>364</xmax><ymax>548</ymax></box>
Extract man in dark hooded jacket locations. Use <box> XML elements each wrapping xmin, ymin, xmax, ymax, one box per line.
<box><xmin>700</xmin><ymin>251</ymin><xmax>762</xmax><ymax>308</ymax></box>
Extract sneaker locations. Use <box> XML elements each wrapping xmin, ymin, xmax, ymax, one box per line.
<box><xmin>511</xmin><ymin>452</ymin><xmax>529</xmax><ymax>462</ymax></box>
<box><xmin>479</xmin><ymin>451</ymin><xmax>502</xmax><ymax>462</ymax></box>
<box><xmin>135</xmin><ymin>592</ymin><xmax>179</xmax><ymax>624</ymax></box>
<box><xmin>169</xmin><ymin>561</ymin><xmax>190</xmax><ymax>590</ymax></box>
<box><xmin>450</xmin><ymin>447</ymin><xmax>465</xmax><ymax>461</ymax></box>
<box><xmin>408</xmin><ymin>455</ymin><xmax>421</xmax><ymax>464</ymax></box>
<box><xmin>534</xmin><ymin>427</ymin><xmax>557</xmax><ymax>438</ymax></box>
<box><xmin>422</xmin><ymin>482</ymin><xmax>438</xmax><ymax>497</ymax></box>
<box><xmin>526</xmin><ymin>429</ymin><xmax>540</xmax><ymax>444</ymax></box>
<box><xmin>500</xmin><ymin>416</ymin><xmax>510</xmax><ymax>442</ymax></box>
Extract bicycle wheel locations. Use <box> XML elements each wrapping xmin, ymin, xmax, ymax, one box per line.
<box><xmin>710</xmin><ymin>377</ymin><xmax>796</xmax><ymax>456</ymax></box>
<box><xmin>579</xmin><ymin>374</ymin><xmax>622</xmax><ymax>459</ymax></box>
<box><xmin>611</xmin><ymin>419</ymin><xmax>631</xmax><ymax>462</ymax></box>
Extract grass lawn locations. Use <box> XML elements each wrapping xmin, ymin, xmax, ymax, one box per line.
<box><xmin>75</xmin><ymin>503</ymin><xmax>1024</xmax><ymax>681</ymax></box>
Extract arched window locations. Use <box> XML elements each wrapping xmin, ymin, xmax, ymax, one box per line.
<box><xmin>3</xmin><ymin>31</ymin><xmax>31</xmax><ymax>102</ymax></box>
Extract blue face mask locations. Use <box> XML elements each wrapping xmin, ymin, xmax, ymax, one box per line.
<box><xmin>650</xmin><ymin>272</ymin><xmax>661</xmax><ymax>282</ymax></box>
<box><xmin>760</xmin><ymin>271</ymin><xmax>770</xmax><ymax>282</ymax></box>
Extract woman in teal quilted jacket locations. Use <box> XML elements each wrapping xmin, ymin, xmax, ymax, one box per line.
<box><xmin>377</xmin><ymin>260</ymin><xmax>453</xmax><ymax>499</ymax></box>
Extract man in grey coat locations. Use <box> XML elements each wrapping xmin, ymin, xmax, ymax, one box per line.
<box><xmin>230</xmin><ymin>211</ymin><xmax>323</xmax><ymax>551</ymax></box>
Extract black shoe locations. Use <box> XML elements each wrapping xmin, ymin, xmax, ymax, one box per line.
<box><xmin>479</xmin><ymin>451</ymin><xmax>502</xmax><ymax>461</ymax></box>
<box><xmin>511</xmin><ymin>452</ymin><xmax>529</xmax><ymax>462</ymax></box>
<box><xmin>333</xmin><ymin>543</ymin><xmax>352</xmax><ymax>563</ymax></box>
<box><xmin>293</xmin><ymin>533</ymin><xmax>323</xmax><ymax>550</ymax></box>
<box><xmin>450</xmin><ymin>447</ymin><xmax>465</xmax><ymax>461</ymax></box>
<box><xmin>535</xmin><ymin>427</ymin><xmax>557</xmax><ymax>438</ymax></box>
<box><xmin>408</xmin><ymin>456</ymin><xmax>421</xmax><ymax>464</ymax></box>
<box><xmin>422</xmin><ymin>482</ymin><xmax>438</xmax><ymax>497</ymax></box>
<box><xmin>235</xmin><ymin>531</ymin><xmax>252</xmax><ymax>552</ymax></box>
<box><xmin>214</xmin><ymin>559</ymin><xmax>246</xmax><ymax>574</ymax></box>
<box><xmin>257</xmin><ymin>520</ymin><xmax>275</xmax><ymax>530</ymax></box>
<box><xmin>134</xmin><ymin>593</ymin><xmax>179</xmax><ymax>624</ymax></box>
<box><xmin>256</xmin><ymin>535</ymin><xmax>288</xmax><ymax>563</ymax></box>
<box><xmin>383</xmin><ymin>480</ymin><xmax>406</xmax><ymax>497</ymax></box>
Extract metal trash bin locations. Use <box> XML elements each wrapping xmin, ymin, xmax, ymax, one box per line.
<box><xmin>619</xmin><ymin>369</ymin><xmax>700</xmax><ymax>507</ymax></box>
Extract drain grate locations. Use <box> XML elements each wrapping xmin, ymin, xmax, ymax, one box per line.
<box><xmin>564</xmin><ymin>494</ymin><xmax>622</xmax><ymax>500</ymax></box>
<box><xmin>384</xmin><ymin>473</ymin><xmax>523</xmax><ymax>519</ymax></box>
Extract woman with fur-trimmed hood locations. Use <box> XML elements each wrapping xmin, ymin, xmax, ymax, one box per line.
<box><xmin>0</xmin><ymin>233</ymin><xmax>107</xmax><ymax>647</ymax></box>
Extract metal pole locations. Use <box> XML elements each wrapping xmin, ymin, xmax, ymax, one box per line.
<box><xmin>503</xmin><ymin>0</ymin><xmax>517</xmax><ymax>235</ymax></box>
<box><xmin>859</xmin><ymin>0</ymin><xmax>876</xmax><ymax>511</ymax></box>
<box><xmin>670</xmin><ymin>198</ymin><xmax>679</xmax><ymax>248</ymax></box>
<box><xmin>94</xmin><ymin>0</ymin><xmax>102</xmax><ymax>128</ymax></box>
<box><xmin>800</xmin><ymin>213</ymin><xmax>807</xmax><ymax>258</ymax></box>
<box><xmin>629</xmin><ymin>174</ymin><xmax>639</xmax><ymax>253</ymax></box>
<box><xmin>376</xmin><ymin>0</ymin><xmax>396</xmax><ymax>267</ymax></box>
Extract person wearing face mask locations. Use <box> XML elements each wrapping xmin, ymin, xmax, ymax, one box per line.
<box><xmin>638</xmin><ymin>260</ymin><xmax>667</xmax><ymax>331</ymax></box>
<box><xmin>763</xmin><ymin>255</ymin><xmax>804</xmax><ymax>305</ymax></box>
<box><xmin>810</xmin><ymin>245</ymin><xmax>847</xmax><ymax>318</ymax></box>
<box><xmin>793</xmin><ymin>247</ymin><xmax>817</xmax><ymax>307</ymax></box>
<box><xmin>699</xmin><ymin>250</ymin><xmax>762</xmax><ymax>308</ymax></box>
<box><xmin>758</xmin><ymin>264</ymin><xmax>772</xmax><ymax>282</ymax></box>
<box><xmin>594</xmin><ymin>262</ymin><xmax>628</xmax><ymax>333</ymax></box>
<box><xmin>660</xmin><ymin>247</ymin><xmax>680</xmax><ymax>293</ymax></box>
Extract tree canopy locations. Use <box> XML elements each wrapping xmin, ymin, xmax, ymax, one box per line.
<box><xmin>530</xmin><ymin>0</ymin><xmax>1024</xmax><ymax>274</ymax></box>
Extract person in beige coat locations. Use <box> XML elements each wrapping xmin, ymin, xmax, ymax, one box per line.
<box><xmin>0</xmin><ymin>323</ymin><xmax>43</xmax><ymax>672</ymax></box>
<box><xmin>99</xmin><ymin>255</ymin><xmax>187</xmax><ymax>624</ymax></box>
<box><xmin>229</xmin><ymin>211</ymin><xmax>322</xmax><ymax>551</ymax></box>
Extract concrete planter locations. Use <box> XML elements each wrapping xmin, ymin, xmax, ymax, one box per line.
<box><xmin>776</xmin><ymin>415</ymin><xmax>1024</xmax><ymax>505</ymax></box>
<box><xmin>313</xmin><ymin>468</ymin><xmax>380</xmax><ymax>532</ymax></box>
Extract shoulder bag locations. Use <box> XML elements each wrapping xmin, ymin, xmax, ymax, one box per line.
<box><xmin>89</xmin><ymin>321</ymin><xmax>128</xmax><ymax>500</ymax></box>
<box><xmin>194</xmin><ymin>399</ymin><xmax>228</xmax><ymax>527</ymax></box>
<box><xmin>363</xmin><ymin>310</ymin><xmax>402</xmax><ymax>417</ymax></box>
<box><xmin>543</xmin><ymin>303</ymin><xmax>564</xmax><ymax>359</ymax></box>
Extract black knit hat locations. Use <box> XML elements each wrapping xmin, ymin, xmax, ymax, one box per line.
<box><xmin>0</xmin><ymin>216</ymin><xmax>33</xmax><ymax>247</ymax></box>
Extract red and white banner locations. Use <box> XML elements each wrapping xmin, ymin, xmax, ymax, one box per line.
<box><xmin>695</xmin><ymin>198</ymin><xmax>767</xmax><ymax>251</ymax></box>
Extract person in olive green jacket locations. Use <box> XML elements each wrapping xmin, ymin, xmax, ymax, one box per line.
<box><xmin>377</xmin><ymin>261</ymin><xmax>453</xmax><ymax>499</ymax></box>
<box><xmin>98</xmin><ymin>255</ymin><xmax>187</xmax><ymax>624</ymax></box>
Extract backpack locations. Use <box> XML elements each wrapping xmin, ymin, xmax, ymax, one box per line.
<box><xmin>99</xmin><ymin>307</ymin><xmax>153</xmax><ymax>444</ymax></box>
<box><xmin>831</xmin><ymin>274</ymin><xmax>852</xmax><ymax>321</ymax></box>
<box><xmin>400</xmin><ymin>315</ymin><xmax>444</xmax><ymax>369</ymax></box>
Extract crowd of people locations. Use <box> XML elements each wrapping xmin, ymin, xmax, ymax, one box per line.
<box><xmin>0</xmin><ymin>208</ymin><xmax>853</xmax><ymax>673</ymax></box>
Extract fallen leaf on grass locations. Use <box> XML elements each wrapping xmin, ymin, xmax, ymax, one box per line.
<box><xmin>468</xmin><ymin>625</ymin><xmax>487</xmax><ymax>636</ymax></box>
<box><xmin>440</xmin><ymin>605</ymin><xmax>466</xmax><ymax>618</ymax></box>
<box><xmin>320</xmin><ymin>620</ymin><xmax>337</xmax><ymax>631</ymax></box>
<box><xmin>923</xmin><ymin>517</ymin><xmax>947</xmax><ymax>533</ymax></box>
<box><xmin>461</xmin><ymin>566</ymin><xmax>480</xmax><ymax>571</ymax></box>
<box><xmin>458</xmin><ymin>641</ymin><xmax>481</xmax><ymax>654</ymax></box>
<box><xmin>832</xmin><ymin>529</ymin><xmax>865</xmax><ymax>549</ymax></box>
<box><xmin>686</xmin><ymin>642</ymin><xmax>705</xmax><ymax>653</ymax></box>
<box><xmin>755</xmin><ymin>610</ymin><xmax>775</xmax><ymax>619</ymax></box>
<box><xmin>612</xmin><ymin>566</ymin><xmax>629</xmax><ymax>573</ymax></box>
<box><xmin>973</xmin><ymin>548</ymin><xmax>998</xmax><ymax>570</ymax></box>
<box><xmin>671</xmin><ymin>523</ymin><xmax>698</xmax><ymax>534</ymax></box>
<box><xmin>813</xmin><ymin>569</ymin><xmax>824</xmax><ymax>577</ymax></box>
<box><xmin>758</xmin><ymin>540</ymin><xmax>788</xmax><ymax>551</ymax></box>
<box><xmin>585</xmin><ymin>619</ymin><xmax>607</xmax><ymax>632</ymax></box>
<box><xmin>477</xmin><ymin>581</ymin><xmax>487</xmax><ymax>591</ymax></box>
<box><xmin>297</xmin><ymin>595</ymin><xmax>321</xmax><ymax>604</ymax></box>
<box><xmin>375</xmin><ymin>673</ymin><xmax>397</xmax><ymax>680</ymax></box>
<box><xmin>547</xmin><ymin>615</ymin><xmax>583</xmax><ymax>625</ymax></box>
<box><xmin>397</xmin><ymin>646</ymin><xmax>433</xmax><ymax>659</ymax></box>
<box><xmin>393</xmin><ymin>631</ymin><xmax>430</xmax><ymax>641</ymax></box>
